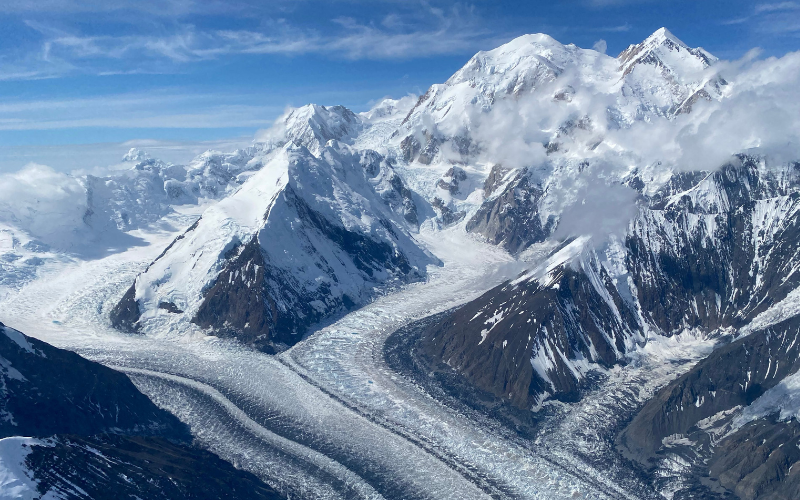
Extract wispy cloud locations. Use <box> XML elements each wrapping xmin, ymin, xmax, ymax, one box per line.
<box><xmin>3</xmin><ymin>4</ymin><xmax>504</xmax><ymax>81</ymax></box>
<box><xmin>720</xmin><ymin>2</ymin><xmax>800</xmax><ymax>34</ymax></box>
<box><xmin>0</xmin><ymin>91</ymin><xmax>284</xmax><ymax>131</ymax></box>
<box><xmin>584</xmin><ymin>0</ymin><xmax>654</xmax><ymax>7</ymax></box>
<box><xmin>720</xmin><ymin>17</ymin><xmax>751</xmax><ymax>26</ymax></box>
<box><xmin>598</xmin><ymin>23</ymin><xmax>632</xmax><ymax>32</ymax></box>
<box><xmin>755</xmin><ymin>2</ymin><xmax>800</xmax><ymax>14</ymax></box>
<box><xmin>0</xmin><ymin>0</ymin><xmax>241</xmax><ymax>16</ymax></box>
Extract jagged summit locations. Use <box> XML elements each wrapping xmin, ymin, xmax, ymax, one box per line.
<box><xmin>646</xmin><ymin>27</ymin><xmax>688</xmax><ymax>48</ymax></box>
<box><xmin>393</xmin><ymin>26</ymin><xmax>725</xmax><ymax>168</ymax></box>
<box><xmin>618</xmin><ymin>26</ymin><xmax>716</xmax><ymax>76</ymax></box>
<box><xmin>256</xmin><ymin>103</ymin><xmax>362</xmax><ymax>156</ymax></box>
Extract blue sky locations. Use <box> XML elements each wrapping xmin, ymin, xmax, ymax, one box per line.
<box><xmin>1</xmin><ymin>0</ymin><xmax>799</xmax><ymax>171</ymax></box>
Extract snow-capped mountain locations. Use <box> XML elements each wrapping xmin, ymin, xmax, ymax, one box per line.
<box><xmin>3</xmin><ymin>26</ymin><xmax>800</xmax><ymax>500</ymax></box>
<box><xmin>416</xmin><ymin>154</ymin><xmax>800</xmax><ymax>498</ymax></box>
<box><xmin>420</xmin><ymin>155</ymin><xmax>800</xmax><ymax>404</ymax></box>
<box><xmin>618</xmin><ymin>27</ymin><xmax>724</xmax><ymax>116</ymax></box>
<box><xmin>111</xmin><ymin>140</ymin><xmax>434</xmax><ymax>352</ymax></box>
<box><xmin>392</xmin><ymin>27</ymin><xmax>722</xmax><ymax>169</ymax></box>
<box><xmin>258</xmin><ymin>104</ymin><xmax>363</xmax><ymax>156</ymax></box>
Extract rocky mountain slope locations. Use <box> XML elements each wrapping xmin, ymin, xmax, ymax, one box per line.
<box><xmin>417</xmin><ymin>156</ymin><xmax>800</xmax><ymax>498</ymax></box>
<box><xmin>0</xmin><ymin>321</ymin><xmax>282</xmax><ymax>499</ymax></box>
<box><xmin>417</xmin><ymin>157</ymin><xmax>800</xmax><ymax>381</ymax></box>
<box><xmin>111</xmin><ymin>140</ymin><xmax>434</xmax><ymax>352</ymax></box>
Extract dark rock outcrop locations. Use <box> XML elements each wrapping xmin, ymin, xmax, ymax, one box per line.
<box><xmin>466</xmin><ymin>168</ymin><xmax>555</xmax><ymax>254</ymax></box>
<box><xmin>25</xmin><ymin>434</ymin><xmax>282</xmax><ymax>500</ymax></box>
<box><xmin>400</xmin><ymin>132</ymin><xmax>439</xmax><ymax>164</ymax></box>
<box><xmin>110</xmin><ymin>217</ymin><xmax>202</xmax><ymax>334</ymax></box>
<box><xmin>620</xmin><ymin>314</ymin><xmax>800</xmax><ymax>461</ymax></box>
<box><xmin>436</xmin><ymin>166</ymin><xmax>468</xmax><ymax>195</ymax></box>
<box><xmin>420</xmin><ymin>246</ymin><xmax>640</xmax><ymax>408</ymax></box>
<box><xmin>0</xmin><ymin>322</ymin><xmax>284</xmax><ymax>499</ymax></box>
<box><xmin>192</xmin><ymin>187</ymin><xmax>418</xmax><ymax>353</ymax></box>
<box><xmin>0</xmin><ymin>322</ymin><xmax>188</xmax><ymax>439</ymax></box>
<box><xmin>431</xmin><ymin>197</ymin><xmax>466</xmax><ymax>226</ymax></box>
<box><xmin>109</xmin><ymin>282</ymin><xmax>141</xmax><ymax>333</ymax></box>
<box><xmin>361</xmin><ymin>151</ymin><xmax>419</xmax><ymax>226</ymax></box>
<box><xmin>400</xmin><ymin>135</ymin><xmax>421</xmax><ymax>162</ymax></box>
<box><xmin>707</xmin><ymin>417</ymin><xmax>800</xmax><ymax>500</ymax></box>
<box><xmin>112</xmin><ymin>144</ymin><xmax>432</xmax><ymax>353</ymax></box>
<box><xmin>424</xmin><ymin>157</ymin><xmax>800</xmax><ymax>417</ymax></box>
<box><xmin>628</xmin><ymin>159</ymin><xmax>800</xmax><ymax>336</ymax></box>
<box><xmin>482</xmin><ymin>164</ymin><xmax>512</xmax><ymax>198</ymax></box>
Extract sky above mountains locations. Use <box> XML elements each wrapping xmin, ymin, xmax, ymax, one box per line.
<box><xmin>1</xmin><ymin>0</ymin><xmax>799</xmax><ymax>172</ymax></box>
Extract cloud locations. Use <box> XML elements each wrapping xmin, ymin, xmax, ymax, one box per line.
<box><xmin>428</xmin><ymin>45</ymin><xmax>800</xmax><ymax>244</ymax></box>
<box><xmin>585</xmin><ymin>0</ymin><xmax>655</xmax><ymax>7</ymax></box>
<box><xmin>593</xmin><ymin>39</ymin><xmax>608</xmax><ymax>53</ymax></box>
<box><xmin>0</xmin><ymin>91</ymin><xmax>285</xmax><ymax>131</ymax></box>
<box><xmin>601</xmin><ymin>50</ymin><xmax>800</xmax><ymax>172</ymax></box>
<box><xmin>0</xmin><ymin>162</ymin><xmax>150</xmax><ymax>256</ymax></box>
<box><xmin>0</xmin><ymin>138</ymin><xmax>255</xmax><ymax>175</ymax></box>
<box><xmin>720</xmin><ymin>2</ymin><xmax>800</xmax><ymax>33</ymax></box>
<box><xmin>596</xmin><ymin>23</ymin><xmax>632</xmax><ymax>33</ymax></box>
<box><xmin>755</xmin><ymin>2</ymin><xmax>800</xmax><ymax>14</ymax></box>
<box><xmin>0</xmin><ymin>0</ymin><xmax>240</xmax><ymax>16</ymax></box>
<box><xmin>4</xmin><ymin>5</ymin><xmax>506</xmax><ymax>80</ymax></box>
<box><xmin>720</xmin><ymin>17</ymin><xmax>751</xmax><ymax>26</ymax></box>
<box><xmin>552</xmin><ymin>176</ymin><xmax>639</xmax><ymax>244</ymax></box>
<box><xmin>0</xmin><ymin>163</ymin><xmax>88</xmax><ymax>245</ymax></box>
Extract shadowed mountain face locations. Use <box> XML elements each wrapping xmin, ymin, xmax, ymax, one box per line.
<box><xmin>620</xmin><ymin>314</ymin><xmax>800</xmax><ymax>460</ymax></box>
<box><xmin>421</xmin><ymin>246</ymin><xmax>640</xmax><ymax>409</ymax></box>
<box><xmin>413</xmin><ymin>156</ymin><xmax>800</xmax><ymax>499</ymax></box>
<box><xmin>111</xmin><ymin>142</ymin><xmax>433</xmax><ymax>353</ymax></box>
<box><xmin>0</xmin><ymin>322</ymin><xmax>283</xmax><ymax>500</ymax></box>
<box><xmin>617</xmin><ymin>315</ymin><xmax>800</xmax><ymax>500</ymax></box>
<box><xmin>707</xmin><ymin>418</ymin><xmax>800</xmax><ymax>500</ymax></box>
<box><xmin>422</xmin><ymin>158</ymin><xmax>800</xmax><ymax>409</ymax></box>
<box><xmin>465</xmin><ymin>166</ymin><xmax>556</xmax><ymax>254</ymax></box>
<box><xmin>0</xmin><ymin>321</ymin><xmax>189</xmax><ymax>440</ymax></box>
<box><xmin>24</xmin><ymin>434</ymin><xmax>282</xmax><ymax>500</ymax></box>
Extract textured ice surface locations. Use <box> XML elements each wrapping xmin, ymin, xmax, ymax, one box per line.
<box><xmin>0</xmin><ymin>219</ymin><xmax>646</xmax><ymax>499</ymax></box>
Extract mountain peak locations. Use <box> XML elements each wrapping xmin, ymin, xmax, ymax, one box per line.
<box><xmin>254</xmin><ymin>103</ymin><xmax>362</xmax><ymax>155</ymax></box>
<box><xmin>645</xmin><ymin>27</ymin><xmax>688</xmax><ymax>49</ymax></box>
<box><xmin>618</xmin><ymin>27</ymin><xmax>715</xmax><ymax>77</ymax></box>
